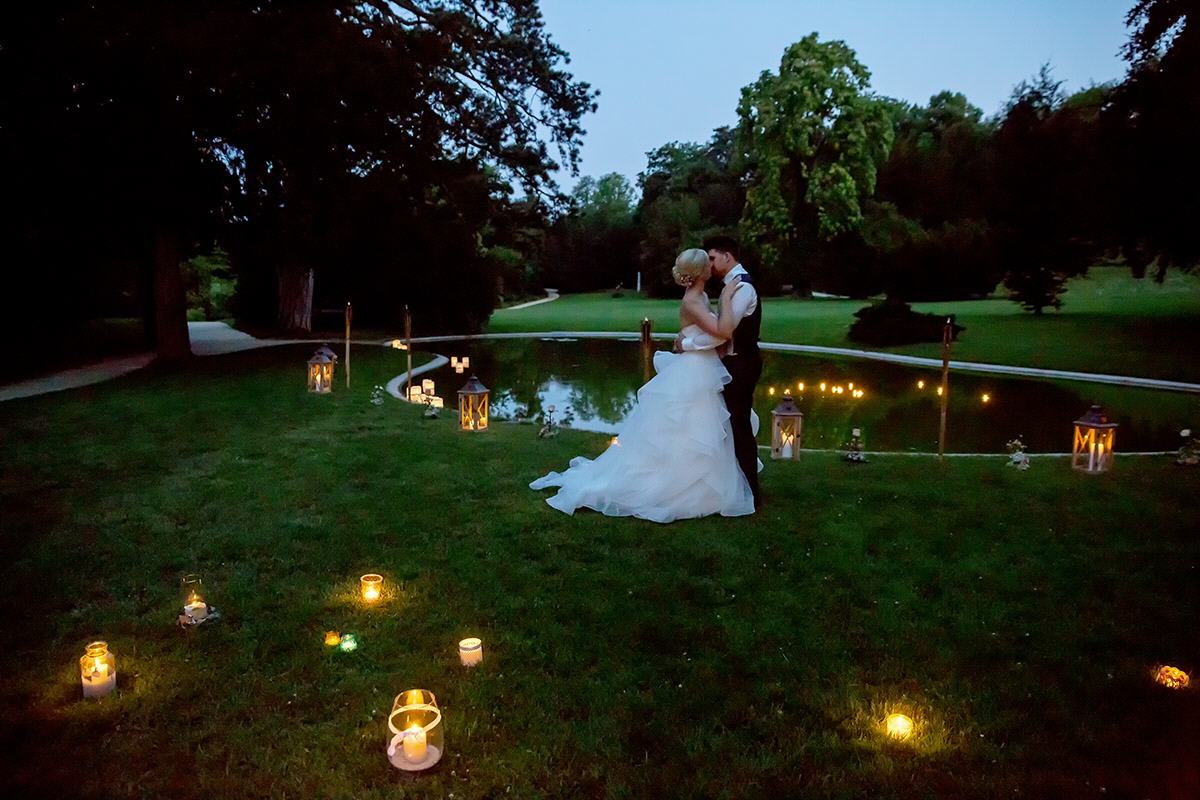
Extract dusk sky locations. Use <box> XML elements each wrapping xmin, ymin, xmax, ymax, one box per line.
<box><xmin>538</xmin><ymin>0</ymin><xmax>1135</xmax><ymax>189</ymax></box>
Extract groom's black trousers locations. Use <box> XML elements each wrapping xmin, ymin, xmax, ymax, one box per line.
<box><xmin>721</xmin><ymin>351</ymin><xmax>763</xmax><ymax>505</ymax></box>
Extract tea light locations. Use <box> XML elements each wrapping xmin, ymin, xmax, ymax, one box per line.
<box><xmin>459</xmin><ymin>637</ymin><xmax>483</xmax><ymax>667</ymax></box>
<box><xmin>80</xmin><ymin>641</ymin><xmax>116</xmax><ymax>699</ymax></box>
<box><xmin>387</xmin><ymin>689</ymin><xmax>444</xmax><ymax>771</ymax></box>
<box><xmin>324</xmin><ymin>631</ymin><xmax>341</xmax><ymax>647</ymax></box>
<box><xmin>360</xmin><ymin>574</ymin><xmax>383</xmax><ymax>603</ymax></box>
<box><xmin>181</xmin><ymin>574</ymin><xmax>209</xmax><ymax>621</ymax></box>
<box><xmin>885</xmin><ymin>713</ymin><xmax>913</xmax><ymax>739</ymax></box>
<box><xmin>339</xmin><ymin>633</ymin><xmax>359</xmax><ymax>652</ymax></box>
<box><xmin>917</xmin><ymin>379</ymin><xmax>925</xmax><ymax>389</ymax></box>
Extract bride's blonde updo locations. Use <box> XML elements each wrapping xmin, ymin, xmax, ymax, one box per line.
<box><xmin>672</xmin><ymin>248</ymin><xmax>709</xmax><ymax>287</ymax></box>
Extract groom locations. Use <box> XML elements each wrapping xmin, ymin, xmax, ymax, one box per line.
<box><xmin>676</xmin><ymin>235</ymin><xmax>763</xmax><ymax>509</ymax></box>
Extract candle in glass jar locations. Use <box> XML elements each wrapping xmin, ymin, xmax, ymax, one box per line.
<box><xmin>458</xmin><ymin>637</ymin><xmax>483</xmax><ymax>667</ymax></box>
<box><xmin>80</xmin><ymin>642</ymin><xmax>116</xmax><ymax>699</ymax></box>
<box><xmin>185</xmin><ymin>598</ymin><xmax>209</xmax><ymax>622</ymax></box>
<box><xmin>360</xmin><ymin>574</ymin><xmax>383</xmax><ymax>603</ymax></box>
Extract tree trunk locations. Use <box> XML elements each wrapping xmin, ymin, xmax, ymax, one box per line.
<box><xmin>276</xmin><ymin>266</ymin><xmax>313</xmax><ymax>332</ymax></box>
<box><xmin>152</xmin><ymin>229</ymin><xmax>192</xmax><ymax>361</ymax></box>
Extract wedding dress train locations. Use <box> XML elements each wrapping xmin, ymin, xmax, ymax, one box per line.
<box><xmin>529</xmin><ymin>324</ymin><xmax>756</xmax><ymax>523</ymax></box>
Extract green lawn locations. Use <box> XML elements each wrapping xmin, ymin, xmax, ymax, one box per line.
<box><xmin>1</xmin><ymin>344</ymin><xmax>1197</xmax><ymax>798</ymax></box>
<box><xmin>488</xmin><ymin>267</ymin><xmax>1200</xmax><ymax>382</ymax></box>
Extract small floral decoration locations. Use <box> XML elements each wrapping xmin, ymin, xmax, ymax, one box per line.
<box><xmin>843</xmin><ymin>427</ymin><xmax>867</xmax><ymax>463</ymax></box>
<box><xmin>370</xmin><ymin>385</ymin><xmax>386</xmax><ymax>406</ymax></box>
<box><xmin>1177</xmin><ymin>428</ymin><xmax>1198</xmax><ymax>466</ymax></box>
<box><xmin>422</xmin><ymin>395</ymin><xmax>439</xmax><ymax>418</ymax></box>
<box><xmin>1006</xmin><ymin>436</ymin><xmax>1031</xmax><ymax>470</ymax></box>
<box><xmin>538</xmin><ymin>404</ymin><xmax>558</xmax><ymax>439</ymax></box>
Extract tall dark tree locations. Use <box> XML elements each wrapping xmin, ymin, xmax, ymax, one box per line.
<box><xmin>1105</xmin><ymin>0</ymin><xmax>1198</xmax><ymax>277</ymax></box>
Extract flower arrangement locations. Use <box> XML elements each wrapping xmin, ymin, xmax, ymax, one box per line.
<box><xmin>1006</xmin><ymin>436</ymin><xmax>1030</xmax><ymax>470</ymax></box>
<box><xmin>843</xmin><ymin>427</ymin><xmax>867</xmax><ymax>463</ymax></box>
<box><xmin>538</xmin><ymin>404</ymin><xmax>558</xmax><ymax>439</ymax></box>
<box><xmin>422</xmin><ymin>395</ymin><xmax>439</xmax><ymax>418</ymax></box>
<box><xmin>1177</xmin><ymin>428</ymin><xmax>1198</xmax><ymax>466</ymax></box>
<box><xmin>370</xmin><ymin>385</ymin><xmax>386</xmax><ymax>407</ymax></box>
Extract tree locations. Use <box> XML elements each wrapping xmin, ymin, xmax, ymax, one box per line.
<box><xmin>734</xmin><ymin>34</ymin><xmax>894</xmax><ymax>290</ymax></box>
<box><xmin>1105</xmin><ymin>0</ymin><xmax>1199</xmax><ymax>277</ymax></box>
<box><xmin>635</xmin><ymin>130</ymin><xmax>744</xmax><ymax>296</ymax></box>
<box><xmin>539</xmin><ymin>173</ymin><xmax>639</xmax><ymax>293</ymax></box>
<box><xmin>991</xmin><ymin>66</ymin><xmax>1101</xmax><ymax>313</ymax></box>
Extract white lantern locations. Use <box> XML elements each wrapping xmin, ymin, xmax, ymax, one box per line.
<box><xmin>770</xmin><ymin>393</ymin><xmax>803</xmax><ymax>460</ymax></box>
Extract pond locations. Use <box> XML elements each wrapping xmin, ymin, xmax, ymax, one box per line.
<box><xmin>416</xmin><ymin>338</ymin><xmax>1195</xmax><ymax>453</ymax></box>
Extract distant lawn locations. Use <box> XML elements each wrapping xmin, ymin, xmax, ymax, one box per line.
<box><xmin>488</xmin><ymin>267</ymin><xmax>1200</xmax><ymax>381</ymax></box>
<box><xmin>1</xmin><ymin>344</ymin><xmax>1197</xmax><ymax>798</ymax></box>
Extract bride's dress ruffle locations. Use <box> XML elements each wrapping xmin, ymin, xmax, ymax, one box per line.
<box><xmin>529</xmin><ymin>340</ymin><xmax>755</xmax><ymax>523</ymax></box>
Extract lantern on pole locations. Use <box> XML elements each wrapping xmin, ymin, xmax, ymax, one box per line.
<box><xmin>458</xmin><ymin>375</ymin><xmax>489</xmax><ymax>432</ymax></box>
<box><xmin>770</xmin><ymin>393</ymin><xmax>803</xmax><ymax>460</ymax></box>
<box><xmin>1071</xmin><ymin>404</ymin><xmax>1118</xmax><ymax>473</ymax></box>
<box><xmin>307</xmin><ymin>353</ymin><xmax>333</xmax><ymax>394</ymax></box>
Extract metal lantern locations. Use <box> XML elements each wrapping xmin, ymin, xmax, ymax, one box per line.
<box><xmin>458</xmin><ymin>375</ymin><xmax>489</xmax><ymax>432</ymax></box>
<box><xmin>387</xmin><ymin>689</ymin><xmax>444</xmax><ymax>771</ymax></box>
<box><xmin>307</xmin><ymin>353</ymin><xmax>333</xmax><ymax>394</ymax></box>
<box><xmin>771</xmin><ymin>393</ymin><xmax>803</xmax><ymax>460</ymax></box>
<box><xmin>1072</xmin><ymin>404</ymin><xmax>1118</xmax><ymax>473</ymax></box>
<box><xmin>80</xmin><ymin>641</ymin><xmax>117</xmax><ymax>699</ymax></box>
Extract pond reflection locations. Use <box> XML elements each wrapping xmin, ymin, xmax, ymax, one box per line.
<box><xmin>423</xmin><ymin>339</ymin><xmax>1193</xmax><ymax>453</ymax></box>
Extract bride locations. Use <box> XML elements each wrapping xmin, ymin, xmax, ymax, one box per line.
<box><xmin>529</xmin><ymin>248</ymin><xmax>756</xmax><ymax>523</ymax></box>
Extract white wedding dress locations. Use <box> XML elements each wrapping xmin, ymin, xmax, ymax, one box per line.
<box><xmin>529</xmin><ymin>323</ymin><xmax>756</xmax><ymax>523</ymax></box>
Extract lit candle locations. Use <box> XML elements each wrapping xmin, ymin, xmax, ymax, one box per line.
<box><xmin>459</xmin><ymin>637</ymin><xmax>483</xmax><ymax>667</ymax></box>
<box><xmin>360</xmin><ymin>574</ymin><xmax>383</xmax><ymax>603</ymax></box>
<box><xmin>885</xmin><ymin>713</ymin><xmax>913</xmax><ymax>739</ymax></box>
<box><xmin>768</xmin><ymin>387</ymin><xmax>775</xmax><ymax>396</ymax></box>
<box><xmin>402</xmin><ymin>724</ymin><xmax>427</xmax><ymax>763</ymax></box>
<box><xmin>798</xmin><ymin>382</ymin><xmax>805</xmax><ymax>392</ymax></box>
<box><xmin>917</xmin><ymin>379</ymin><xmax>925</xmax><ymax>389</ymax></box>
<box><xmin>422</xmin><ymin>379</ymin><xmax>435</xmax><ymax>394</ymax></box>
<box><xmin>324</xmin><ymin>631</ymin><xmax>341</xmax><ymax>647</ymax></box>
<box><xmin>80</xmin><ymin>642</ymin><xmax>116</xmax><ymax>699</ymax></box>
<box><xmin>780</xmin><ymin>432</ymin><xmax>794</xmax><ymax>460</ymax></box>
<box><xmin>184</xmin><ymin>594</ymin><xmax>209</xmax><ymax>622</ymax></box>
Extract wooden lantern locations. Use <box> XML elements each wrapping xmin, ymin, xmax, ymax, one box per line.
<box><xmin>1071</xmin><ymin>404</ymin><xmax>1118</xmax><ymax>473</ymax></box>
<box><xmin>458</xmin><ymin>375</ymin><xmax>489</xmax><ymax>432</ymax></box>
<box><xmin>307</xmin><ymin>353</ymin><xmax>333</xmax><ymax>394</ymax></box>
<box><xmin>771</xmin><ymin>393</ymin><xmax>803</xmax><ymax>460</ymax></box>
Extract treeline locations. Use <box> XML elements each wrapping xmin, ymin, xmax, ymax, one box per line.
<box><xmin>0</xmin><ymin>2</ymin><xmax>1194</xmax><ymax>374</ymax></box>
<box><xmin>533</xmin><ymin>5</ymin><xmax>1197</xmax><ymax>312</ymax></box>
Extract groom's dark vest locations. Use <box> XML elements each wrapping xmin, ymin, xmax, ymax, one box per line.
<box><xmin>724</xmin><ymin>272</ymin><xmax>761</xmax><ymax>360</ymax></box>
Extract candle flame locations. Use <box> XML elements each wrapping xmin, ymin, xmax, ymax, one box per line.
<box><xmin>885</xmin><ymin>713</ymin><xmax>914</xmax><ymax>739</ymax></box>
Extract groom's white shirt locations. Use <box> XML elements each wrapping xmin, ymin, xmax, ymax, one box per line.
<box><xmin>679</xmin><ymin>263</ymin><xmax>758</xmax><ymax>352</ymax></box>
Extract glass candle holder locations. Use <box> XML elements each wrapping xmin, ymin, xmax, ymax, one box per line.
<box><xmin>885</xmin><ymin>713</ymin><xmax>914</xmax><ymax>740</ymax></box>
<box><xmin>181</xmin><ymin>574</ymin><xmax>209</xmax><ymax>622</ymax></box>
<box><xmin>360</xmin><ymin>574</ymin><xmax>383</xmax><ymax>603</ymax></box>
<box><xmin>387</xmin><ymin>689</ymin><xmax>444</xmax><ymax>771</ymax></box>
<box><xmin>458</xmin><ymin>637</ymin><xmax>483</xmax><ymax>667</ymax></box>
<box><xmin>80</xmin><ymin>641</ymin><xmax>117</xmax><ymax>699</ymax></box>
<box><xmin>324</xmin><ymin>631</ymin><xmax>341</xmax><ymax>647</ymax></box>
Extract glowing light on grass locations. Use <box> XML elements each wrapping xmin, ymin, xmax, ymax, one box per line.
<box><xmin>338</xmin><ymin>634</ymin><xmax>359</xmax><ymax>652</ymax></box>
<box><xmin>360</xmin><ymin>574</ymin><xmax>383</xmax><ymax>603</ymax></box>
<box><xmin>1155</xmin><ymin>665</ymin><xmax>1190</xmax><ymax>689</ymax></box>
<box><xmin>388</xmin><ymin>689</ymin><xmax>444</xmax><ymax>771</ymax></box>
<box><xmin>80</xmin><ymin>641</ymin><xmax>116</xmax><ymax>699</ymax></box>
<box><xmin>324</xmin><ymin>631</ymin><xmax>341</xmax><ymax>647</ymax></box>
<box><xmin>917</xmin><ymin>379</ymin><xmax>925</xmax><ymax>389</ymax></box>
<box><xmin>458</xmin><ymin>637</ymin><xmax>483</xmax><ymax>667</ymax></box>
<box><xmin>820</xmin><ymin>382</ymin><xmax>826</xmax><ymax>392</ymax></box>
<box><xmin>982</xmin><ymin>393</ymin><xmax>991</xmax><ymax>403</ymax></box>
<box><xmin>768</xmin><ymin>386</ymin><xmax>775</xmax><ymax>396</ymax></box>
<box><xmin>181</xmin><ymin>574</ymin><xmax>209</xmax><ymax>622</ymax></box>
<box><xmin>798</xmin><ymin>382</ymin><xmax>805</xmax><ymax>392</ymax></box>
<box><xmin>885</xmin><ymin>713</ymin><xmax>914</xmax><ymax>740</ymax></box>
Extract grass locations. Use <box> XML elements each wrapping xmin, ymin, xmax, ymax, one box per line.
<box><xmin>487</xmin><ymin>267</ymin><xmax>1200</xmax><ymax>382</ymax></box>
<box><xmin>1</xmin><ymin>344</ymin><xmax>1198</xmax><ymax>799</ymax></box>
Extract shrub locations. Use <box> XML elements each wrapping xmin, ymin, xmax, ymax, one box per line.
<box><xmin>848</xmin><ymin>298</ymin><xmax>965</xmax><ymax>346</ymax></box>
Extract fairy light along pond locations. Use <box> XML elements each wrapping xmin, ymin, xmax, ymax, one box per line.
<box><xmin>409</xmin><ymin>338</ymin><xmax>1188</xmax><ymax>453</ymax></box>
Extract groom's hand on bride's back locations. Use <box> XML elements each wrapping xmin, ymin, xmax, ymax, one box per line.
<box><xmin>673</xmin><ymin>334</ymin><xmax>684</xmax><ymax>353</ymax></box>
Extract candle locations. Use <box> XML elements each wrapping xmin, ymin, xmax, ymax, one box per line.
<box><xmin>459</xmin><ymin>637</ymin><xmax>483</xmax><ymax>667</ymax></box>
<box><xmin>80</xmin><ymin>642</ymin><xmax>116</xmax><ymax>699</ymax></box>
<box><xmin>402</xmin><ymin>724</ymin><xmax>427</xmax><ymax>763</ymax></box>
<box><xmin>885</xmin><ymin>713</ymin><xmax>913</xmax><ymax>739</ymax></box>
<box><xmin>360</xmin><ymin>574</ymin><xmax>383</xmax><ymax>603</ymax></box>
<box><xmin>780</xmin><ymin>432</ymin><xmax>794</xmax><ymax>460</ymax></box>
<box><xmin>324</xmin><ymin>631</ymin><xmax>341</xmax><ymax>647</ymax></box>
<box><xmin>422</xmin><ymin>379</ymin><xmax>435</xmax><ymax>394</ymax></box>
<box><xmin>185</xmin><ymin>598</ymin><xmax>209</xmax><ymax>622</ymax></box>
